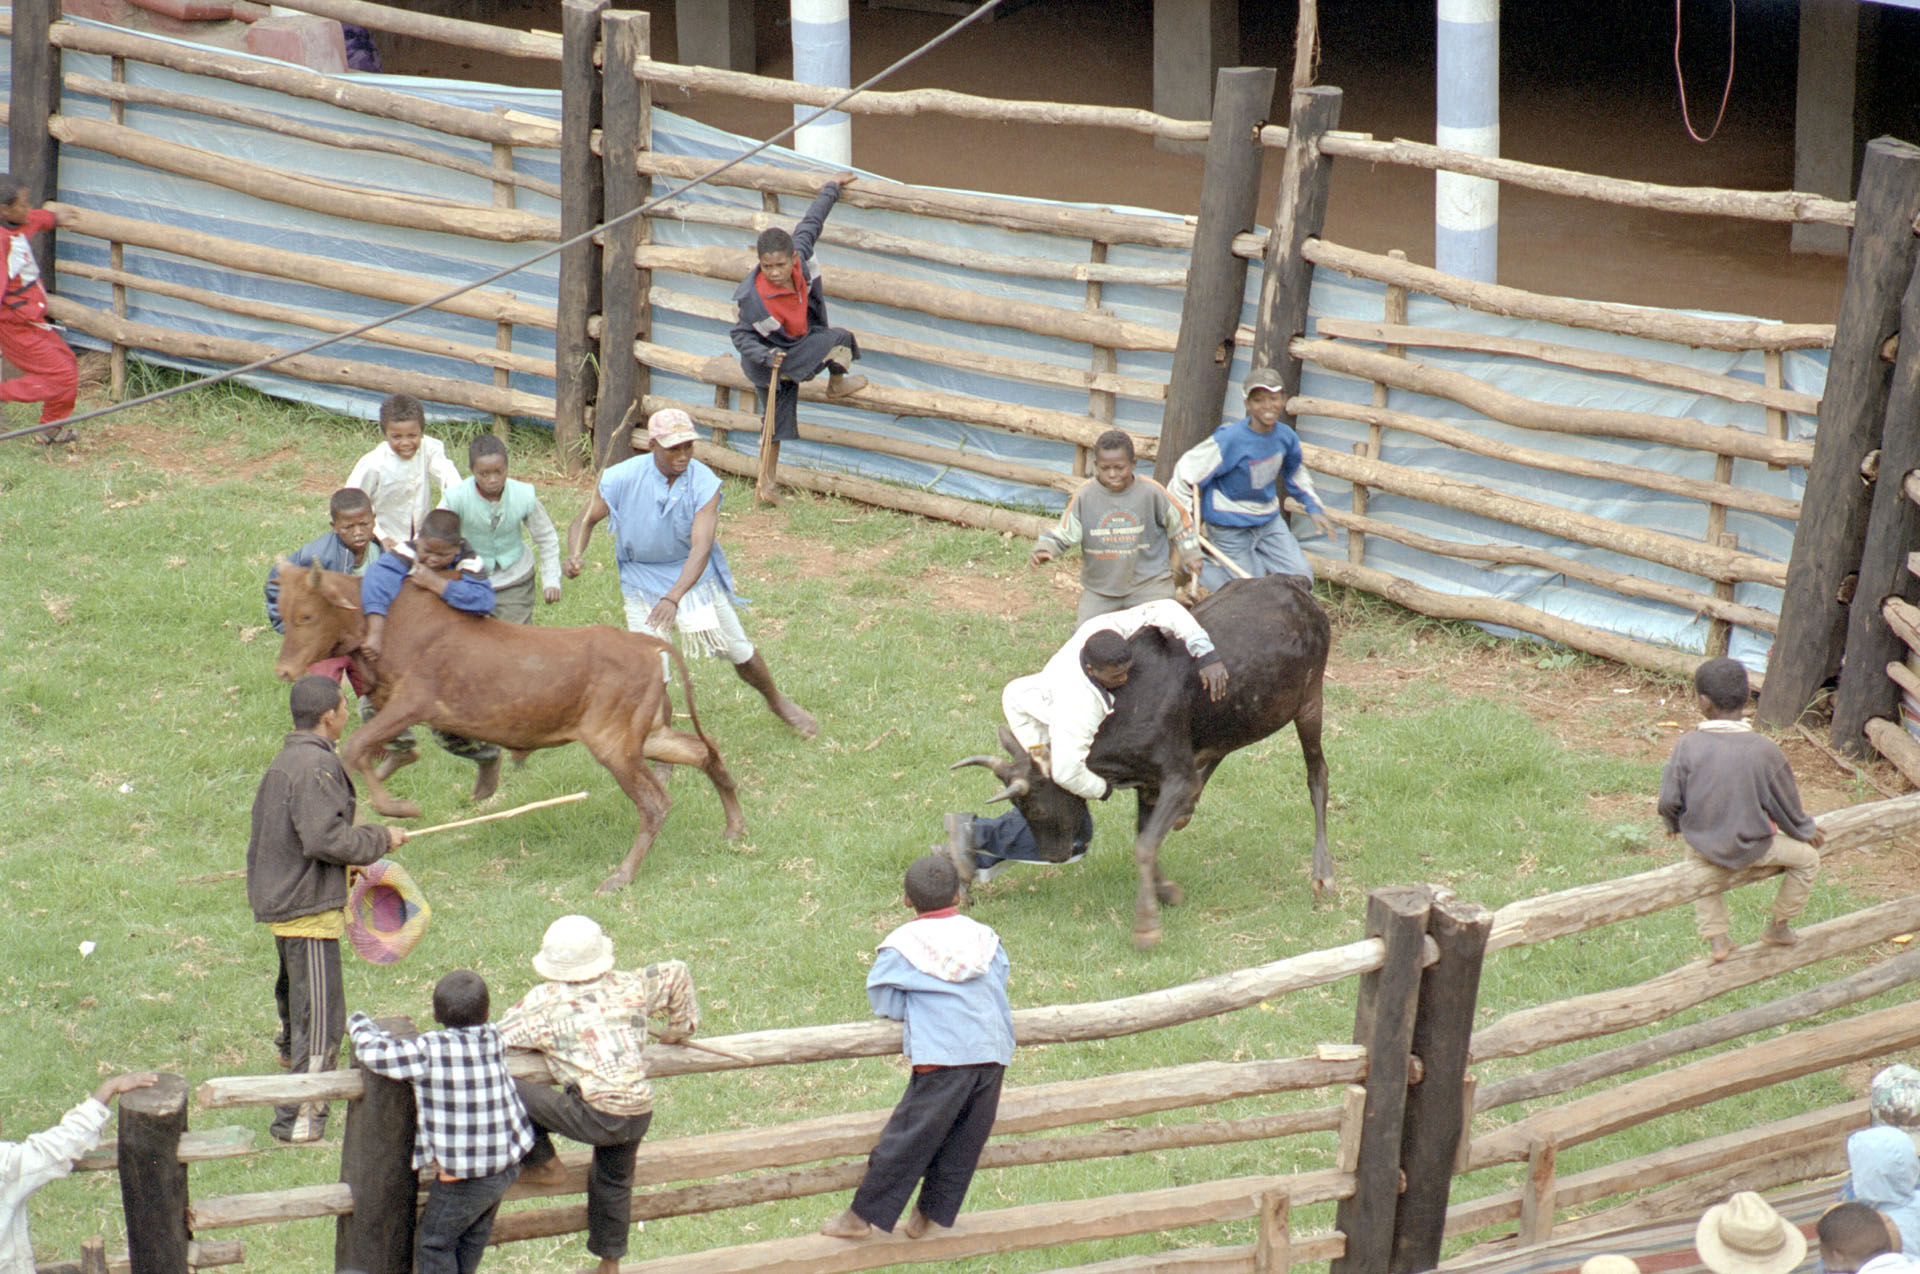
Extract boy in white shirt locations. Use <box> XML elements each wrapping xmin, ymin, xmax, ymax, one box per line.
<box><xmin>346</xmin><ymin>393</ymin><xmax>462</xmax><ymax>550</ymax></box>
<box><xmin>3</xmin><ymin>1072</ymin><xmax>157</xmax><ymax>1274</ymax></box>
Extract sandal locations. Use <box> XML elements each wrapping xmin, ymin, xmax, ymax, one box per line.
<box><xmin>30</xmin><ymin>425</ymin><xmax>77</xmax><ymax>445</ymax></box>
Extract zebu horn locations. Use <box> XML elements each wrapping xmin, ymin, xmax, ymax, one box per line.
<box><xmin>950</xmin><ymin>754</ymin><xmax>1002</xmax><ymax>772</ymax></box>
<box><xmin>984</xmin><ymin>778</ymin><xmax>1031</xmax><ymax>805</ymax></box>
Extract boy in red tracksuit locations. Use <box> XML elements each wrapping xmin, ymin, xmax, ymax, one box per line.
<box><xmin>0</xmin><ymin>176</ymin><xmax>78</xmax><ymax>445</ymax></box>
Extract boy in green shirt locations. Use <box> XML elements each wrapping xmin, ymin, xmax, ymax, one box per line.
<box><xmin>438</xmin><ymin>435</ymin><xmax>562</xmax><ymax>624</ymax></box>
<box><xmin>1033</xmin><ymin>430</ymin><xmax>1202</xmax><ymax>625</ymax></box>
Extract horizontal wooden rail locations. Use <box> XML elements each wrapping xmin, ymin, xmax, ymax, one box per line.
<box><xmin>1464</xmin><ymin>997</ymin><xmax>1920</xmax><ymax>1170</ymax></box>
<box><xmin>1295</xmin><ymin>339</ymin><xmax>1813</xmax><ymax>467</ymax></box>
<box><xmin>49</xmin><ymin>114</ymin><xmax>560</xmax><ymax>243</ymax></box>
<box><xmin>1293</xmin><ymin>395</ymin><xmax>1801</xmax><ymax>521</ymax></box>
<box><xmin>39</xmin><ymin>1239</ymin><xmax>247</xmax><ymax>1274</ymax></box>
<box><xmin>1304</xmin><ymin>239</ymin><xmax>1836</xmax><ymax>352</ymax></box>
<box><xmin>71</xmin><ymin>1126</ymin><xmax>253</xmax><ymax>1173</ymax></box>
<box><xmin>1311</xmin><ymin>318</ymin><xmax>1822</xmax><ymax>416</ymax></box>
<box><xmin>1315</xmin><ymin>134</ymin><xmax>1856</xmax><ymax>228</ymax></box>
<box><xmin>64</xmin><ymin>74</ymin><xmax>564</xmax><ymax>202</ymax></box>
<box><xmin>199</xmin><ymin>939</ymin><xmax>1390</xmax><ymax>1109</ymax></box>
<box><xmin>1475</xmin><ymin>945</ymin><xmax>1920</xmax><ymax>1110</ymax></box>
<box><xmin>610</xmin><ymin>1169</ymin><xmax>1353</xmax><ymax>1274</ymax></box>
<box><xmin>1025</xmin><ymin>1234</ymin><xmax>1345</xmax><ymax>1274</ymax></box>
<box><xmin>1301</xmin><ymin>443</ymin><xmax>1787</xmax><ymax>587</ymax></box>
<box><xmin>1482</xmin><ymin>794</ymin><xmax>1920</xmax><ymax>953</ymax></box>
<box><xmin>50</xmin><ymin>299</ymin><xmax>554</xmax><ymax>420</ymax></box>
<box><xmin>635</xmin><ymin>243</ymin><xmax>1177</xmax><ymax>351</ymax></box>
<box><xmin>58</xmin><ymin>207</ymin><xmax>556</xmax><ymax>330</ymax></box>
<box><xmin>632</xmin><ymin>153</ymin><xmax>1197</xmax><ymax>249</ymax></box>
<box><xmin>1306</xmin><ymin>553</ymin><xmax>1705</xmax><ymax>681</ymax></box>
<box><xmin>629</xmin><ymin>58</ymin><xmax>1212</xmax><ymax>142</ymax></box>
<box><xmin>264</xmin><ymin>0</ymin><xmax>562</xmax><ymax>60</ymax></box>
<box><xmin>49</xmin><ymin>23</ymin><xmax>560</xmax><ymax>148</ymax></box>
<box><xmin>1307</xmin><ymin>501</ymin><xmax>1779</xmax><ymax>633</ymax></box>
<box><xmin>191</xmin><ymin>1182</ymin><xmax>352</xmax><ymax>1231</ymax></box>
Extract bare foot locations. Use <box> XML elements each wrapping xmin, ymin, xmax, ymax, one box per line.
<box><xmin>1708</xmin><ymin>934</ymin><xmax>1735</xmax><ymax>963</ymax></box>
<box><xmin>518</xmin><ymin>1157</ymin><xmax>569</xmax><ymax>1188</ymax></box>
<box><xmin>595</xmin><ymin>1259</ymin><xmax>620</xmax><ymax>1274</ymax></box>
<box><xmin>820</xmin><ymin>1208</ymin><xmax>873</xmax><ymax>1239</ymax></box>
<box><xmin>903</xmin><ymin>1209</ymin><xmax>948</xmax><ymax>1239</ymax></box>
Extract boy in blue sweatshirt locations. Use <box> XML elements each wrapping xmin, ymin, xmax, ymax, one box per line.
<box><xmin>822</xmin><ymin>855</ymin><xmax>1013</xmax><ymax>1241</ymax></box>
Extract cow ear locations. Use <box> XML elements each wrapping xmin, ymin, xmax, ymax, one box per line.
<box><xmin>319</xmin><ymin>575</ymin><xmax>362</xmax><ymax>611</ymax></box>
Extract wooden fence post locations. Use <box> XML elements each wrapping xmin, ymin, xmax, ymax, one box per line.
<box><xmin>1389</xmin><ymin>894</ymin><xmax>1491</xmax><ymax>1273</ymax></box>
<box><xmin>1833</xmin><ymin>250</ymin><xmax>1920</xmax><ymax>754</ymax></box>
<box><xmin>1518</xmin><ymin>1136</ymin><xmax>1559</xmax><ymax>1245</ymax></box>
<box><xmin>1256</xmin><ymin>1192</ymin><xmax>1292</xmax><ymax>1274</ymax></box>
<box><xmin>1153</xmin><ymin>65</ymin><xmax>1277</xmax><ymax>484</ymax></box>
<box><xmin>335</xmin><ymin>1017</ymin><xmax>420</xmax><ymax>1274</ymax></box>
<box><xmin>595</xmin><ymin>10</ymin><xmax>652</xmax><ymax>465</ymax></box>
<box><xmin>10</xmin><ymin>0</ymin><xmax>61</xmax><ymax>277</ymax></box>
<box><xmin>1331</xmin><ymin>885</ymin><xmax>1432</xmax><ymax>1274</ymax></box>
<box><xmin>118</xmin><ymin>1073</ymin><xmax>190</xmax><ymax>1274</ymax></box>
<box><xmin>1246</xmin><ymin>85</ymin><xmax>1342</xmax><ymax>411</ymax></box>
<box><xmin>555</xmin><ymin>0</ymin><xmax>610</xmax><ymax>470</ymax></box>
<box><xmin>1350</xmin><ymin>249</ymin><xmax>1407</xmax><ymax>566</ymax></box>
<box><xmin>1759</xmin><ymin>136</ymin><xmax>1920</xmax><ymax>728</ymax></box>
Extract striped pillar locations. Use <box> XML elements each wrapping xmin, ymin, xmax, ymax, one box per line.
<box><xmin>1435</xmin><ymin>0</ymin><xmax>1498</xmax><ymax>282</ymax></box>
<box><xmin>791</xmin><ymin>0</ymin><xmax>852</xmax><ymax>165</ymax></box>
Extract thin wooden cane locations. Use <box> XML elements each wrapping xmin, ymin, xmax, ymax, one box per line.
<box><xmin>405</xmin><ymin>792</ymin><xmax>589</xmax><ymax>839</ymax></box>
<box><xmin>755</xmin><ymin>350</ymin><xmax>787</xmax><ymax>505</ymax></box>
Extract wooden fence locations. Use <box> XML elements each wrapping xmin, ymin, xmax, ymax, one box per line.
<box><xmin>40</xmin><ymin>793</ymin><xmax>1920</xmax><ymax>1274</ymax></box>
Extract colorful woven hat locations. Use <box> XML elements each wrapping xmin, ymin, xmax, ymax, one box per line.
<box><xmin>346</xmin><ymin>860</ymin><xmax>431</xmax><ymax>965</ymax></box>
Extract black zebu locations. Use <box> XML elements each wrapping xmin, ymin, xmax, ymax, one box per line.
<box><xmin>954</xmin><ymin>574</ymin><xmax>1332</xmax><ymax>948</ymax></box>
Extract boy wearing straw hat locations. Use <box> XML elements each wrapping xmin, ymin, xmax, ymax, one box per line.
<box><xmin>246</xmin><ymin>675</ymin><xmax>406</xmax><ymax>1144</ymax></box>
<box><xmin>1696</xmin><ymin>1192</ymin><xmax>1806</xmax><ymax>1274</ymax></box>
<box><xmin>565</xmin><ymin>407</ymin><xmax>818</xmax><ymax>738</ymax></box>
<box><xmin>499</xmin><ymin>916</ymin><xmax>700</xmax><ymax>1274</ymax></box>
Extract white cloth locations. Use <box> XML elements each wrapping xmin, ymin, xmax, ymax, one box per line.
<box><xmin>621</xmin><ymin>577</ymin><xmax>752</xmax><ymax>662</ymax></box>
<box><xmin>878</xmin><ymin>913</ymin><xmax>1002</xmax><ymax>984</ymax></box>
<box><xmin>1001</xmin><ymin>599</ymin><xmax>1216</xmax><ymax>801</ymax></box>
<box><xmin>346</xmin><ymin>436</ymin><xmax>462</xmax><ymax>548</ymax></box>
<box><xmin>1858</xmin><ymin>1253</ymin><xmax>1920</xmax><ymax>1274</ymax></box>
<box><xmin>1</xmin><ymin>1098</ymin><xmax>111</xmax><ymax>1274</ymax></box>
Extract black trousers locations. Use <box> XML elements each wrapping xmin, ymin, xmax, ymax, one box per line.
<box><xmin>740</xmin><ymin>326</ymin><xmax>859</xmax><ymax>440</ymax></box>
<box><xmin>515</xmin><ymin>1079</ymin><xmax>652</xmax><ymax>1259</ymax></box>
<box><xmin>850</xmin><ymin>1062</ymin><xmax>1004</xmax><ymax>1231</ymax></box>
<box><xmin>271</xmin><ymin>934</ymin><xmax>344</xmax><ymax>1141</ymax></box>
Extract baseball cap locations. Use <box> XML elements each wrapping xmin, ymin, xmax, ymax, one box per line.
<box><xmin>647</xmin><ymin>408</ymin><xmax>698</xmax><ymax>448</ymax></box>
<box><xmin>1243</xmin><ymin>366</ymin><xmax>1286</xmax><ymax>395</ymax></box>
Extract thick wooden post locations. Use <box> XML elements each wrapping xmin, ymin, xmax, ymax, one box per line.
<box><xmin>9</xmin><ymin>0</ymin><xmax>62</xmax><ymax>285</ymax></box>
<box><xmin>1389</xmin><ymin>895</ymin><xmax>1491</xmax><ymax>1273</ymax></box>
<box><xmin>1247</xmin><ymin>86</ymin><xmax>1343</xmax><ymax>432</ymax></box>
<box><xmin>1255</xmin><ymin>1192</ymin><xmax>1292</xmax><ymax>1274</ymax></box>
<box><xmin>595</xmin><ymin>11</ymin><xmax>652</xmax><ymax>465</ymax></box>
<box><xmin>117</xmin><ymin>1074</ymin><xmax>190</xmax><ymax>1274</ymax></box>
<box><xmin>1833</xmin><ymin>251</ymin><xmax>1920</xmax><ymax>754</ymax></box>
<box><xmin>1153</xmin><ymin>66</ymin><xmax>1278</xmax><ymax>484</ymax></box>
<box><xmin>335</xmin><ymin>1017</ymin><xmax>420</xmax><ymax>1274</ymax></box>
<box><xmin>1331</xmin><ymin>886</ymin><xmax>1432</xmax><ymax>1274</ymax></box>
<box><xmin>1759</xmin><ymin>137</ymin><xmax>1920</xmax><ymax>727</ymax></box>
<box><xmin>555</xmin><ymin>0</ymin><xmax>611</xmax><ymax>470</ymax></box>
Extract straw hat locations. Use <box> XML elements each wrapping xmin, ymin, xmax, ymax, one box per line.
<box><xmin>1580</xmin><ymin>1256</ymin><xmax>1641</xmax><ymax>1274</ymax></box>
<box><xmin>345</xmin><ymin>860</ymin><xmax>432</xmax><ymax>965</ymax></box>
<box><xmin>1695</xmin><ymin>1192</ymin><xmax>1807</xmax><ymax>1274</ymax></box>
<box><xmin>532</xmin><ymin>915</ymin><xmax>616</xmax><ymax>982</ymax></box>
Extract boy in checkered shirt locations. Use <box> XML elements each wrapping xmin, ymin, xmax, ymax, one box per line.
<box><xmin>348</xmin><ymin>970</ymin><xmax>534</xmax><ymax>1274</ymax></box>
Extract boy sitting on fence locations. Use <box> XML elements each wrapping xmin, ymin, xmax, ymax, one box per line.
<box><xmin>821</xmin><ymin>855</ymin><xmax>1013</xmax><ymax>1241</ymax></box>
<box><xmin>2</xmin><ymin>1072</ymin><xmax>157</xmax><ymax>1274</ymax></box>
<box><xmin>346</xmin><ymin>393</ymin><xmax>462</xmax><ymax>550</ymax></box>
<box><xmin>1032</xmin><ymin>428</ymin><xmax>1202</xmax><ymax>626</ymax></box>
<box><xmin>438</xmin><ymin>435</ymin><xmax>562</xmax><ymax>625</ymax></box>
<box><xmin>348</xmin><ymin>970</ymin><xmax>534</xmax><ymax>1274</ymax></box>
<box><xmin>0</xmin><ymin>175</ymin><xmax>80</xmax><ymax>446</ymax></box>
<box><xmin>731</xmin><ymin>172</ymin><xmax>868</xmax><ymax>442</ymax></box>
<box><xmin>1658</xmin><ymin>657</ymin><xmax>1825</xmax><ymax>964</ymax></box>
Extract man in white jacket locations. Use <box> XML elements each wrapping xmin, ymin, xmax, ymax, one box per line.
<box><xmin>2</xmin><ymin>1072</ymin><xmax>157</xmax><ymax>1273</ymax></box>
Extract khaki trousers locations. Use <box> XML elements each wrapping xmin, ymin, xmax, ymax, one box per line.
<box><xmin>1692</xmin><ymin>836</ymin><xmax>1820</xmax><ymax>940</ymax></box>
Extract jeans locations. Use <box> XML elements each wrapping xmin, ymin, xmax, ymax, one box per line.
<box><xmin>1198</xmin><ymin>516</ymin><xmax>1313</xmax><ymax>590</ymax></box>
<box><xmin>416</xmin><ymin>1163</ymin><xmax>518</xmax><ymax>1274</ymax></box>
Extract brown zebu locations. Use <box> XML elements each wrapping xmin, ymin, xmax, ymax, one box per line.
<box><xmin>271</xmin><ymin>562</ymin><xmax>745</xmax><ymax>892</ymax></box>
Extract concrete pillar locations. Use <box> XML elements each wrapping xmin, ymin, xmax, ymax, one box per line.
<box><xmin>1793</xmin><ymin>0</ymin><xmax>1858</xmax><ymax>256</ymax></box>
<box><xmin>1153</xmin><ymin>0</ymin><xmax>1240</xmax><ymax>152</ymax></box>
<box><xmin>675</xmin><ymin>0</ymin><xmax>754</xmax><ymax>73</ymax></box>
<box><xmin>791</xmin><ymin>0</ymin><xmax>851</xmax><ymax>165</ymax></box>
<box><xmin>1435</xmin><ymin>0</ymin><xmax>1498</xmax><ymax>283</ymax></box>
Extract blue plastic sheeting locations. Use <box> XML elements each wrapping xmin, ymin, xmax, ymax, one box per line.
<box><xmin>4</xmin><ymin>21</ymin><xmax>1827</xmax><ymax>674</ymax></box>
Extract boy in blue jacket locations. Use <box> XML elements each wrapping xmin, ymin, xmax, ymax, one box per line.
<box><xmin>821</xmin><ymin>855</ymin><xmax>1013</xmax><ymax>1241</ymax></box>
<box><xmin>265</xmin><ymin>487</ymin><xmax>382</xmax><ymax>633</ymax></box>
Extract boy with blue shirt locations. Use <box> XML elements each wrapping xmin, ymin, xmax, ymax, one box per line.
<box><xmin>265</xmin><ymin>488</ymin><xmax>382</xmax><ymax>634</ymax></box>
<box><xmin>1168</xmin><ymin>365</ymin><xmax>1339</xmax><ymax>590</ymax></box>
<box><xmin>822</xmin><ymin>855</ymin><xmax>1013</xmax><ymax>1241</ymax></box>
<box><xmin>438</xmin><ymin>435</ymin><xmax>561</xmax><ymax>625</ymax></box>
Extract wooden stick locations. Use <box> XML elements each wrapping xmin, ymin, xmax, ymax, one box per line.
<box><xmin>1197</xmin><ymin>534</ymin><xmax>1252</xmax><ymax>579</ymax></box>
<box><xmin>406</xmin><ymin>792</ymin><xmax>589</xmax><ymax>839</ymax></box>
<box><xmin>1798</xmin><ymin>720</ymin><xmax>1902</xmax><ymax>798</ymax></box>
<box><xmin>1866</xmin><ymin>718</ymin><xmax>1920</xmax><ymax>790</ymax></box>
<box><xmin>1303</xmin><ymin>238</ymin><xmax>1835</xmax><ymax>352</ymax></box>
<box><xmin>754</xmin><ymin>351</ymin><xmax>785</xmax><ymax>506</ymax></box>
<box><xmin>652</xmin><ymin>1034</ymin><xmax>753</xmax><ymax>1064</ymax></box>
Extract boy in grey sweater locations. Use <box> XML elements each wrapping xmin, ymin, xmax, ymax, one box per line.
<box><xmin>1032</xmin><ymin>430</ymin><xmax>1202</xmax><ymax>625</ymax></box>
<box><xmin>1658</xmin><ymin>657</ymin><xmax>1825</xmax><ymax>963</ymax></box>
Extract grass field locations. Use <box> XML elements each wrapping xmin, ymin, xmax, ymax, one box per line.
<box><xmin>0</xmin><ymin>377</ymin><xmax>1906</xmax><ymax>1273</ymax></box>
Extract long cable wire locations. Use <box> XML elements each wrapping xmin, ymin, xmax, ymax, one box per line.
<box><xmin>2</xmin><ymin>0</ymin><xmax>1007</xmax><ymax>446</ymax></box>
<box><xmin>1673</xmin><ymin>0</ymin><xmax>1736</xmax><ymax>144</ymax></box>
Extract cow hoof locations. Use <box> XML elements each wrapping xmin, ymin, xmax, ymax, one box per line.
<box><xmin>1171</xmin><ymin>814</ymin><xmax>1191</xmax><ymax>832</ymax></box>
<box><xmin>778</xmin><ymin>701</ymin><xmax>820</xmax><ymax>740</ymax></box>
<box><xmin>472</xmin><ymin>756</ymin><xmax>502</xmax><ymax>803</ymax></box>
<box><xmin>723</xmin><ymin>819</ymin><xmax>747</xmax><ymax>841</ymax></box>
<box><xmin>595</xmin><ymin>872</ymin><xmax>633</xmax><ymax>895</ymax></box>
<box><xmin>374</xmin><ymin>798</ymin><xmax>422</xmax><ymax>820</ymax></box>
<box><xmin>1132</xmin><ymin>925</ymin><xmax>1163</xmax><ymax>951</ymax></box>
<box><xmin>1312</xmin><ymin>875</ymin><xmax>1334</xmax><ymax>902</ymax></box>
<box><xmin>1155</xmin><ymin>881</ymin><xmax>1185</xmax><ymax>906</ymax></box>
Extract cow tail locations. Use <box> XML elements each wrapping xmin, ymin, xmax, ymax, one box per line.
<box><xmin>664</xmin><ymin>641</ymin><xmax>718</xmax><ymax>753</ymax></box>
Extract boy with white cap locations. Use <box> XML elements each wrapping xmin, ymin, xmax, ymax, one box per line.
<box><xmin>1168</xmin><ymin>366</ymin><xmax>1338</xmax><ymax>591</ymax></box>
<box><xmin>499</xmin><ymin>916</ymin><xmax>700</xmax><ymax>1274</ymax></box>
<box><xmin>565</xmin><ymin>408</ymin><xmax>818</xmax><ymax>737</ymax></box>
